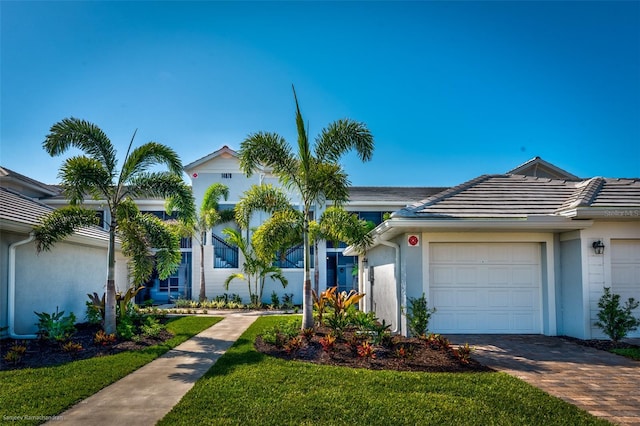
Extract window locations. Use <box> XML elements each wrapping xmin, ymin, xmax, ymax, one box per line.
<box><xmin>221</xmin><ymin>173</ymin><xmax>232</xmax><ymax>179</ymax></box>
<box><xmin>145</xmin><ymin>210</ymin><xmax>179</xmax><ymax>221</ymax></box>
<box><xmin>95</xmin><ymin>210</ymin><xmax>105</xmax><ymax>228</ymax></box>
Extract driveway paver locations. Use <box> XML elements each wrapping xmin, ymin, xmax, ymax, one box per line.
<box><xmin>451</xmin><ymin>334</ymin><xmax>640</xmax><ymax>426</ymax></box>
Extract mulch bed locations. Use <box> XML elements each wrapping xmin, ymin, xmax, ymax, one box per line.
<box><xmin>1</xmin><ymin>322</ymin><xmax>174</xmax><ymax>371</ymax></box>
<box><xmin>254</xmin><ymin>326</ymin><xmax>493</xmax><ymax>373</ymax></box>
<box><xmin>560</xmin><ymin>335</ymin><xmax>640</xmax><ymax>351</ymax></box>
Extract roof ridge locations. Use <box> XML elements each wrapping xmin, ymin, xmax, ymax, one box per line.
<box><xmin>393</xmin><ymin>174</ymin><xmax>495</xmax><ymax>217</ymax></box>
<box><xmin>556</xmin><ymin>177</ymin><xmax>604</xmax><ymax>212</ymax></box>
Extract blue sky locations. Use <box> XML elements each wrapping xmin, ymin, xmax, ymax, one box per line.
<box><xmin>1</xmin><ymin>1</ymin><xmax>639</xmax><ymax>187</ymax></box>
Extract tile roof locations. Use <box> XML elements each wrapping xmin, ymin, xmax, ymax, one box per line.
<box><xmin>394</xmin><ymin>174</ymin><xmax>640</xmax><ymax>219</ymax></box>
<box><xmin>348</xmin><ymin>186</ymin><xmax>448</xmax><ymax>203</ymax></box>
<box><xmin>0</xmin><ymin>166</ymin><xmax>60</xmax><ymax>197</ymax></box>
<box><xmin>0</xmin><ymin>186</ymin><xmax>109</xmax><ymax>241</ymax></box>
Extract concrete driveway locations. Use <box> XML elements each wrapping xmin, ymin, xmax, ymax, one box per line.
<box><xmin>449</xmin><ymin>334</ymin><xmax>640</xmax><ymax>426</ymax></box>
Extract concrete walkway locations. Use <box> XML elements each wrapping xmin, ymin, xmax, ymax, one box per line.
<box><xmin>451</xmin><ymin>335</ymin><xmax>640</xmax><ymax>426</ymax></box>
<box><xmin>47</xmin><ymin>313</ymin><xmax>258</xmax><ymax>426</ymax></box>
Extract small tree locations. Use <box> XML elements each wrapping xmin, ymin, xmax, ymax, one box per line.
<box><xmin>594</xmin><ymin>287</ymin><xmax>640</xmax><ymax>343</ymax></box>
<box><xmin>404</xmin><ymin>293</ymin><xmax>436</xmax><ymax>337</ymax></box>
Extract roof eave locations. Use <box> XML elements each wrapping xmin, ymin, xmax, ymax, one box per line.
<box><xmin>344</xmin><ymin>216</ymin><xmax>593</xmax><ymax>255</ymax></box>
<box><xmin>560</xmin><ymin>207</ymin><xmax>640</xmax><ymax>220</ymax></box>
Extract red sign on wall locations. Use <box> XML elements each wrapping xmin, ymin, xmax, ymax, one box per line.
<box><xmin>408</xmin><ymin>235</ymin><xmax>419</xmax><ymax>247</ymax></box>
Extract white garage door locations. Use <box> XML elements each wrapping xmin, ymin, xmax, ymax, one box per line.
<box><xmin>429</xmin><ymin>243</ymin><xmax>542</xmax><ymax>334</ymax></box>
<box><xmin>611</xmin><ymin>240</ymin><xmax>640</xmax><ymax>338</ymax></box>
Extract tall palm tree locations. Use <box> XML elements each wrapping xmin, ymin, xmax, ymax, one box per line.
<box><xmin>171</xmin><ymin>183</ymin><xmax>235</xmax><ymax>301</ymax></box>
<box><xmin>34</xmin><ymin>118</ymin><xmax>195</xmax><ymax>334</ymax></box>
<box><xmin>239</xmin><ymin>86</ymin><xmax>374</xmax><ymax>328</ymax></box>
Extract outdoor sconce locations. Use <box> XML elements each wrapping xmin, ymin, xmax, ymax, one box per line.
<box><xmin>592</xmin><ymin>240</ymin><xmax>605</xmax><ymax>255</ymax></box>
<box><xmin>362</xmin><ymin>257</ymin><xmax>368</xmax><ymax>267</ymax></box>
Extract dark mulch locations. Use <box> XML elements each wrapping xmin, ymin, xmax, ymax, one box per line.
<box><xmin>560</xmin><ymin>335</ymin><xmax>640</xmax><ymax>351</ymax></box>
<box><xmin>1</xmin><ymin>322</ymin><xmax>174</xmax><ymax>371</ymax></box>
<box><xmin>255</xmin><ymin>326</ymin><xmax>493</xmax><ymax>373</ymax></box>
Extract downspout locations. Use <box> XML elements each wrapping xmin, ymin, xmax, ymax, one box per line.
<box><xmin>379</xmin><ymin>240</ymin><xmax>401</xmax><ymax>334</ymax></box>
<box><xmin>8</xmin><ymin>232</ymin><xmax>38</xmax><ymax>339</ymax></box>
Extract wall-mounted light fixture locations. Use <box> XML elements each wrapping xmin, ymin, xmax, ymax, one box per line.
<box><xmin>592</xmin><ymin>240</ymin><xmax>605</xmax><ymax>255</ymax></box>
<box><xmin>362</xmin><ymin>257</ymin><xmax>368</xmax><ymax>267</ymax></box>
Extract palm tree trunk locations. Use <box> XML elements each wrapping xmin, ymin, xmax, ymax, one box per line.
<box><xmin>199</xmin><ymin>238</ymin><xmax>206</xmax><ymax>301</ymax></box>
<box><xmin>104</xmin><ymin>220</ymin><xmax>117</xmax><ymax>334</ymax></box>
<box><xmin>302</xmin><ymin>213</ymin><xmax>313</xmax><ymax>329</ymax></box>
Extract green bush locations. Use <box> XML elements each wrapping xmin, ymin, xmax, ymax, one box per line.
<box><xmin>594</xmin><ymin>287</ymin><xmax>640</xmax><ymax>342</ymax></box>
<box><xmin>404</xmin><ymin>293</ymin><xmax>436</xmax><ymax>337</ymax></box>
<box><xmin>116</xmin><ymin>315</ymin><xmax>136</xmax><ymax>340</ymax></box>
<box><xmin>34</xmin><ymin>307</ymin><xmax>77</xmax><ymax>342</ymax></box>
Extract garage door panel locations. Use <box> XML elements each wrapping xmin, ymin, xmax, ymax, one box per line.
<box><xmin>487</xmin><ymin>290</ymin><xmax>509</xmax><ymax>308</ymax></box>
<box><xmin>611</xmin><ymin>240</ymin><xmax>640</xmax><ymax>338</ymax></box>
<box><xmin>429</xmin><ymin>243</ymin><xmax>541</xmax><ymax>334</ymax></box>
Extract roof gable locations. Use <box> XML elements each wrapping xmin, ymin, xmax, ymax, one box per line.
<box><xmin>183</xmin><ymin>145</ymin><xmax>239</xmax><ymax>172</ymax></box>
<box><xmin>507</xmin><ymin>157</ymin><xmax>580</xmax><ymax>180</ymax></box>
<box><xmin>0</xmin><ymin>166</ymin><xmax>60</xmax><ymax>198</ymax></box>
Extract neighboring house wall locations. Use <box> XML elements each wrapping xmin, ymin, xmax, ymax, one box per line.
<box><xmin>1</xmin><ymin>230</ymin><xmax>129</xmax><ymax>336</ymax></box>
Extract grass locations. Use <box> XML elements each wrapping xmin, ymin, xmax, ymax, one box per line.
<box><xmin>611</xmin><ymin>347</ymin><xmax>640</xmax><ymax>360</ymax></box>
<box><xmin>0</xmin><ymin>316</ymin><xmax>221</xmax><ymax>426</ymax></box>
<box><xmin>159</xmin><ymin>316</ymin><xmax>609</xmax><ymax>426</ymax></box>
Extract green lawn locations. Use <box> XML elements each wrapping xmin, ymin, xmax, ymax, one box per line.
<box><xmin>159</xmin><ymin>316</ymin><xmax>609</xmax><ymax>426</ymax></box>
<box><xmin>0</xmin><ymin>316</ymin><xmax>221</xmax><ymax>426</ymax></box>
<box><xmin>611</xmin><ymin>347</ymin><xmax>640</xmax><ymax>360</ymax></box>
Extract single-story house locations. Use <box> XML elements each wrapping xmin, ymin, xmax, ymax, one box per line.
<box><xmin>0</xmin><ymin>167</ymin><xmax>129</xmax><ymax>338</ymax></box>
<box><xmin>347</xmin><ymin>158</ymin><xmax>640</xmax><ymax>339</ymax></box>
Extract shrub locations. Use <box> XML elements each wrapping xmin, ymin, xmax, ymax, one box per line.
<box><xmin>454</xmin><ymin>343</ymin><xmax>473</xmax><ymax>364</ymax></box>
<box><xmin>116</xmin><ymin>316</ymin><xmax>136</xmax><ymax>340</ymax></box>
<box><xmin>404</xmin><ymin>293</ymin><xmax>436</xmax><ymax>337</ymax></box>
<box><xmin>319</xmin><ymin>335</ymin><xmax>336</xmax><ymax>352</ymax></box>
<box><xmin>94</xmin><ymin>330</ymin><xmax>117</xmax><ymax>346</ymax></box>
<box><xmin>34</xmin><ymin>307</ymin><xmax>77</xmax><ymax>342</ymax></box>
<box><xmin>62</xmin><ymin>341</ymin><xmax>83</xmax><ymax>354</ymax></box>
<box><xmin>270</xmin><ymin>291</ymin><xmax>280</xmax><ymax>309</ymax></box>
<box><xmin>356</xmin><ymin>341</ymin><xmax>376</xmax><ymax>359</ymax></box>
<box><xmin>282</xmin><ymin>293</ymin><xmax>294</xmax><ymax>310</ymax></box>
<box><xmin>261</xmin><ymin>319</ymin><xmax>302</xmax><ymax>348</ymax></box>
<box><xmin>140</xmin><ymin>316</ymin><xmax>166</xmax><ymax>338</ymax></box>
<box><xmin>594</xmin><ymin>287</ymin><xmax>640</xmax><ymax>342</ymax></box>
<box><xmin>284</xmin><ymin>336</ymin><xmax>303</xmax><ymax>355</ymax></box>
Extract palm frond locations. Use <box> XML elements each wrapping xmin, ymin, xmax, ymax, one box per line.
<box><xmin>252</xmin><ymin>209</ymin><xmax>303</xmax><ymax>262</ymax></box>
<box><xmin>239</xmin><ymin>132</ymin><xmax>297</xmax><ymax>178</ymax></box>
<box><xmin>128</xmin><ymin>172</ymin><xmax>196</xmax><ymax>224</ymax></box>
<box><xmin>201</xmin><ymin>183</ymin><xmax>229</xmax><ymax>212</ymax></box>
<box><xmin>43</xmin><ymin>118</ymin><xmax>117</xmax><ymax>175</ymax></box>
<box><xmin>318</xmin><ymin>207</ymin><xmax>373</xmax><ymax>254</ymax></box>
<box><xmin>59</xmin><ymin>156</ymin><xmax>112</xmax><ymax>204</ymax></box>
<box><xmin>315</xmin><ymin>118</ymin><xmax>374</xmax><ymax>163</ymax></box>
<box><xmin>120</xmin><ymin>142</ymin><xmax>183</xmax><ymax>184</ymax></box>
<box><xmin>234</xmin><ymin>184</ymin><xmax>292</xmax><ymax>229</ymax></box>
<box><xmin>292</xmin><ymin>85</ymin><xmax>312</xmax><ymax>176</ymax></box>
<box><xmin>34</xmin><ymin>206</ymin><xmax>100</xmax><ymax>252</ymax></box>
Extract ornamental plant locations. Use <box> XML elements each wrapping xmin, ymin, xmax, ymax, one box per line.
<box><xmin>594</xmin><ymin>287</ymin><xmax>640</xmax><ymax>343</ymax></box>
<box><xmin>404</xmin><ymin>293</ymin><xmax>436</xmax><ymax>337</ymax></box>
<box><xmin>34</xmin><ymin>307</ymin><xmax>77</xmax><ymax>342</ymax></box>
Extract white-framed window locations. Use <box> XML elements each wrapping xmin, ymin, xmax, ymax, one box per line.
<box><xmin>221</xmin><ymin>173</ymin><xmax>232</xmax><ymax>179</ymax></box>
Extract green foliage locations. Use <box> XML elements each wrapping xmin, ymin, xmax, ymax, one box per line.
<box><xmin>594</xmin><ymin>287</ymin><xmax>640</xmax><ymax>342</ymax></box>
<box><xmin>611</xmin><ymin>347</ymin><xmax>640</xmax><ymax>360</ymax></box>
<box><xmin>85</xmin><ymin>292</ymin><xmax>105</xmax><ymax>324</ymax></box>
<box><xmin>116</xmin><ymin>316</ymin><xmax>136</xmax><ymax>340</ymax></box>
<box><xmin>349</xmin><ymin>309</ymin><xmax>378</xmax><ymax>332</ymax></box>
<box><xmin>270</xmin><ymin>291</ymin><xmax>280</xmax><ymax>308</ymax></box>
<box><xmin>281</xmin><ymin>293</ymin><xmax>294</xmax><ymax>310</ymax></box>
<box><xmin>140</xmin><ymin>316</ymin><xmax>166</xmax><ymax>338</ymax></box>
<box><xmin>370</xmin><ymin>319</ymin><xmax>392</xmax><ymax>346</ymax></box>
<box><xmin>404</xmin><ymin>293</ymin><xmax>436</xmax><ymax>337</ymax></box>
<box><xmin>261</xmin><ymin>318</ymin><xmax>302</xmax><ymax>348</ymax></box>
<box><xmin>34</xmin><ymin>307</ymin><xmax>77</xmax><ymax>342</ymax></box>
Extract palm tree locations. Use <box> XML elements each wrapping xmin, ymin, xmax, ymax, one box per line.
<box><xmin>222</xmin><ymin>228</ymin><xmax>288</xmax><ymax>307</ymax></box>
<box><xmin>171</xmin><ymin>183</ymin><xmax>235</xmax><ymax>301</ymax></box>
<box><xmin>34</xmin><ymin>118</ymin><xmax>195</xmax><ymax>334</ymax></box>
<box><xmin>223</xmin><ymin>184</ymin><xmax>294</xmax><ymax>306</ymax></box>
<box><xmin>239</xmin><ymin>86</ymin><xmax>374</xmax><ymax>328</ymax></box>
